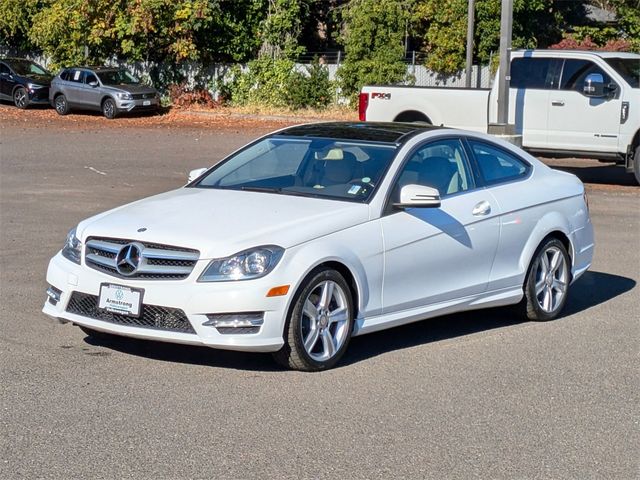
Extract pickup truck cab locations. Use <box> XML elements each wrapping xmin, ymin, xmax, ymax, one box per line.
<box><xmin>360</xmin><ymin>50</ymin><xmax>640</xmax><ymax>183</ymax></box>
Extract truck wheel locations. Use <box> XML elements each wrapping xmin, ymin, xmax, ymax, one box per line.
<box><xmin>633</xmin><ymin>148</ymin><xmax>640</xmax><ymax>186</ymax></box>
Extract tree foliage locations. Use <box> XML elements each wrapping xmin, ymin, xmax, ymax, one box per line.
<box><xmin>337</xmin><ymin>0</ymin><xmax>412</xmax><ymax>105</ymax></box>
<box><xmin>415</xmin><ymin>0</ymin><xmax>586</xmax><ymax>74</ymax></box>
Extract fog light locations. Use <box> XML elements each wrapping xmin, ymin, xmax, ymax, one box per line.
<box><xmin>46</xmin><ymin>286</ymin><xmax>62</xmax><ymax>306</ymax></box>
<box><xmin>203</xmin><ymin>312</ymin><xmax>264</xmax><ymax>328</ymax></box>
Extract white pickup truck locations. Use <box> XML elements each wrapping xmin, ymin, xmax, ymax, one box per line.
<box><xmin>359</xmin><ymin>50</ymin><xmax>640</xmax><ymax>183</ymax></box>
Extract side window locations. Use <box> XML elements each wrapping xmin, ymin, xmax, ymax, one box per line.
<box><xmin>511</xmin><ymin>58</ymin><xmax>553</xmax><ymax>89</ymax></box>
<box><xmin>469</xmin><ymin>141</ymin><xmax>530</xmax><ymax>185</ymax></box>
<box><xmin>395</xmin><ymin>139</ymin><xmax>474</xmax><ymax>197</ymax></box>
<box><xmin>59</xmin><ymin>69</ymin><xmax>69</xmax><ymax>81</ymax></box>
<box><xmin>0</xmin><ymin>63</ymin><xmax>10</xmax><ymax>75</ymax></box>
<box><xmin>85</xmin><ymin>73</ymin><xmax>98</xmax><ymax>84</ymax></box>
<box><xmin>559</xmin><ymin>59</ymin><xmax>613</xmax><ymax>92</ymax></box>
<box><xmin>69</xmin><ymin>70</ymin><xmax>84</xmax><ymax>83</ymax></box>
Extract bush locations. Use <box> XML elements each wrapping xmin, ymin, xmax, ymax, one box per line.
<box><xmin>222</xmin><ymin>56</ymin><xmax>333</xmax><ymax>110</ymax></box>
<box><xmin>168</xmin><ymin>82</ymin><xmax>219</xmax><ymax>109</ymax></box>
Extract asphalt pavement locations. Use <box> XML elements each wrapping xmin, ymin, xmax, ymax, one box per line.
<box><xmin>1</xmin><ymin>107</ymin><xmax>638</xmax><ymax>479</ymax></box>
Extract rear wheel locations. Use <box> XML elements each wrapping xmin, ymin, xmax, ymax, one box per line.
<box><xmin>13</xmin><ymin>87</ymin><xmax>28</xmax><ymax>109</ymax></box>
<box><xmin>54</xmin><ymin>94</ymin><xmax>69</xmax><ymax>115</ymax></box>
<box><xmin>273</xmin><ymin>268</ymin><xmax>354</xmax><ymax>371</ymax></box>
<box><xmin>520</xmin><ymin>238</ymin><xmax>570</xmax><ymax>321</ymax></box>
<box><xmin>102</xmin><ymin>98</ymin><xmax>117</xmax><ymax>119</ymax></box>
<box><xmin>633</xmin><ymin>148</ymin><xmax>639</xmax><ymax>185</ymax></box>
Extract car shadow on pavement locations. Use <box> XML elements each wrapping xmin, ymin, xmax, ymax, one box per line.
<box><xmin>341</xmin><ymin>270</ymin><xmax>636</xmax><ymax>367</ymax></box>
<box><xmin>548</xmin><ymin>162</ymin><xmax>636</xmax><ymax>187</ymax></box>
<box><xmin>83</xmin><ymin>270</ymin><xmax>634</xmax><ymax>371</ymax></box>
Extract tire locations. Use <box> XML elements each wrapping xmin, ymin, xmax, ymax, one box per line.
<box><xmin>79</xmin><ymin>325</ymin><xmax>113</xmax><ymax>341</ymax></box>
<box><xmin>13</xmin><ymin>87</ymin><xmax>28</xmax><ymax>109</ymax></box>
<box><xmin>273</xmin><ymin>268</ymin><xmax>354</xmax><ymax>371</ymax></box>
<box><xmin>102</xmin><ymin>98</ymin><xmax>117</xmax><ymax>119</ymax></box>
<box><xmin>54</xmin><ymin>94</ymin><xmax>69</xmax><ymax>115</ymax></box>
<box><xmin>633</xmin><ymin>148</ymin><xmax>640</xmax><ymax>186</ymax></box>
<box><xmin>519</xmin><ymin>238</ymin><xmax>570</xmax><ymax>321</ymax></box>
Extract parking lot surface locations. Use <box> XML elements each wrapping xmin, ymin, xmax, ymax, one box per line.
<box><xmin>1</xmin><ymin>107</ymin><xmax>638</xmax><ymax>479</ymax></box>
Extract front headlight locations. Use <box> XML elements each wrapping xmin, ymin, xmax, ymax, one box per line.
<box><xmin>116</xmin><ymin>92</ymin><xmax>132</xmax><ymax>100</ymax></box>
<box><xmin>199</xmin><ymin>246</ymin><xmax>284</xmax><ymax>282</ymax></box>
<box><xmin>61</xmin><ymin>227</ymin><xmax>82</xmax><ymax>264</ymax></box>
<box><xmin>27</xmin><ymin>83</ymin><xmax>44</xmax><ymax>91</ymax></box>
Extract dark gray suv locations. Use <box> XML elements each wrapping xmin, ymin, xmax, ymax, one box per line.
<box><xmin>49</xmin><ymin>67</ymin><xmax>159</xmax><ymax>118</ymax></box>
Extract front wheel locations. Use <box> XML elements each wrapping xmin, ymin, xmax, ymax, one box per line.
<box><xmin>54</xmin><ymin>94</ymin><xmax>69</xmax><ymax>115</ymax></box>
<box><xmin>13</xmin><ymin>87</ymin><xmax>28</xmax><ymax>109</ymax></box>
<box><xmin>273</xmin><ymin>268</ymin><xmax>354</xmax><ymax>371</ymax></box>
<box><xmin>102</xmin><ymin>98</ymin><xmax>117</xmax><ymax>119</ymax></box>
<box><xmin>520</xmin><ymin>238</ymin><xmax>570</xmax><ymax>321</ymax></box>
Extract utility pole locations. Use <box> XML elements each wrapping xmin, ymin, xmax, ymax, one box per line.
<box><xmin>465</xmin><ymin>0</ymin><xmax>475</xmax><ymax>88</ymax></box>
<box><xmin>488</xmin><ymin>0</ymin><xmax>520</xmax><ymax>146</ymax></box>
<box><xmin>496</xmin><ymin>0</ymin><xmax>513</xmax><ymax>129</ymax></box>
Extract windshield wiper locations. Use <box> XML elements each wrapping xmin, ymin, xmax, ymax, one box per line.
<box><xmin>239</xmin><ymin>186</ymin><xmax>312</xmax><ymax>198</ymax></box>
<box><xmin>240</xmin><ymin>186</ymin><xmax>283</xmax><ymax>193</ymax></box>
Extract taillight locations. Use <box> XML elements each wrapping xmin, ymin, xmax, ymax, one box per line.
<box><xmin>358</xmin><ymin>93</ymin><xmax>369</xmax><ymax>121</ymax></box>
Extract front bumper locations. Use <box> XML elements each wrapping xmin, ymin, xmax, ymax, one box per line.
<box><xmin>27</xmin><ymin>87</ymin><xmax>50</xmax><ymax>104</ymax></box>
<box><xmin>43</xmin><ymin>252</ymin><xmax>288</xmax><ymax>352</ymax></box>
<box><xmin>115</xmin><ymin>97</ymin><xmax>159</xmax><ymax>113</ymax></box>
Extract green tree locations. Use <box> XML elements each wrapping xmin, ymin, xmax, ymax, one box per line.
<box><xmin>415</xmin><ymin>0</ymin><xmax>585</xmax><ymax>74</ymax></box>
<box><xmin>337</xmin><ymin>0</ymin><xmax>412</xmax><ymax>105</ymax></box>
<box><xmin>0</xmin><ymin>0</ymin><xmax>40</xmax><ymax>51</ymax></box>
<box><xmin>27</xmin><ymin>0</ymin><xmax>217</xmax><ymax>68</ymax></box>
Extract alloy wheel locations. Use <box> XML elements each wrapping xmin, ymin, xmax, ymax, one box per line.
<box><xmin>534</xmin><ymin>245</ymin><xmax>568</xmax><ymax>314</ymax></box>
<box><xmin>13</xmin><ymin>88</ymin><xmax>27</xmax><ymax>108</ymax></box>
<box><xmin>300</xmin><ymin>280</ymin><xmax>350</xmax><ymax>362</ymax></box>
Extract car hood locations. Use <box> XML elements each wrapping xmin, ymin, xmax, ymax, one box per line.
<box><xmin>22</xmin><ymin>74</ymin><xmax>52</xmax><ymax>86</ymax></box>
<box><xmin>77</xmin><ymin>188</ymin><xmax>370</xmax><ymax>259</ymax></box>
<box><xmin>102</xmin><ymin>84</ymin><xmax>157</xmax><ymax>94</ymax></box>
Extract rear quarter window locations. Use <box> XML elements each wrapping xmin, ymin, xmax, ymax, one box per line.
<box><xmin>469</xmin><ymin>140</ymin><xmax>530</xmax><ymax>185</ymax></box>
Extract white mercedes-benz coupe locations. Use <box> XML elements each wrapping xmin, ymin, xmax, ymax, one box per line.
<box><xmin>43</xmin><ymin>122</ymin><xmax>594</xmax><ymax>371</ymax></box>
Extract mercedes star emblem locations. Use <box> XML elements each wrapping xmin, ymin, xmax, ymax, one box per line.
<box><xmin>115</xmin><ymin>243</ymin><xmax>143</xmax><ymax>276</ymax></box>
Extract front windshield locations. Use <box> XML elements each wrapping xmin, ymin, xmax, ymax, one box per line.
<box><xmin>97</xmin><ymin>70</ymin><xmax>140</xmax><ymax>85</ymax></box>
<box><xmin>194</xmin><ymin>136</ymin><xmax>399</xmax><ymax>202</ymax></box>
<box><xmin>605</xmin><ymin>58</ymin><xmax>640</xmax><ymax>88</ymax></box>
<box><xmin>9</xmin><ymin>60</ymin><xmax>49</xmax><ymax>77</ymax></box>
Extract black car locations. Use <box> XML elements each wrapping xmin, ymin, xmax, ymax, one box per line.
<box><xmin>0</xmin><ymin>58</ymin><xmax>53</xmax><ymax>109</ymax></box>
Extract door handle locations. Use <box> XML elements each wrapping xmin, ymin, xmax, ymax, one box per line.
<box><xmin>472</xmin><ymin>201</ymin><xmax>491</xmax><ymax>216</ymax></box>
<box><xmin>551</xmin><ymin>100</ymin><xmax>565</xmax><ymax>106</ymax></box>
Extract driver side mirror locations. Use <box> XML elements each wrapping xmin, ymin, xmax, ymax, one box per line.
<box><xmin>394</xmin><ymin>184</ymin><xmax>441</xmax><ymax>209</ymax></box>
<box><xmin>188</xmin><ymin>167</ymin><xmax>208</xmax><ymax>183</ymax></box>
<box><xmin>88</xmin><ymin>80</ymin><xmax>99</xmax><ymax>87</ymax></box>
<box><xmin>583</xmin><ymin>73</ymin><xmax>616</xmax><ymax>98</ymax></box>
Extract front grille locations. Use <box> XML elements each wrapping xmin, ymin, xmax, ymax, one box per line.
<box><xmin>66</xmin><ymin>291</ymin><xmax>195</xmax><ymax>334</ymax></box>
<box><xmin>85</xmin><ymin>237</ymin><xmax>199</xmax><ymax>280</ymax></box>
<box><xmin>131</xmin><ymin>93</ymin><xmax>155</xmax><ymax>100</ymax></box>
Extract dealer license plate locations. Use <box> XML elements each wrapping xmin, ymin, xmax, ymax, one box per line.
<box><xmin>98</xmin><ymin>283</ymin><xmax>143</xmax><ymax>317</ymax></box>
<box><xmin>143</xmin><ymin>100</ymin><xmax>151</xmax><ymax>106</ymax></box>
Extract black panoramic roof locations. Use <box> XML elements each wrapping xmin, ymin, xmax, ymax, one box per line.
<box><xmin>276</xmin><ymin>122</ymin><xmax>442</xmax><ymax>144</ymax></box>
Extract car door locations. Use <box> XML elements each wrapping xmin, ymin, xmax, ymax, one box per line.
<box><xmin>380</xmin><ymin>138</ymin><xmax>501</xmax><ymax>313</ymax></box>
<box><xmin>80</xmin><ymin>71</ymin><xmax>102</xmax><ymax>107</ymax></box>
<box><xmin>465</xmin><ymin>139</ymin><xmax>536</xmax><ymax>292</ymax></box>
<box><xmin>64</xmin><ymin>69</ymin><xmax>85</xmax><ymax>105</ymax></box>
<box><xmin>546</xmin><ymin>59</ymin><xmax>621</xmax><ymax>153</ymax></box>
<box><xmin>507</xmin><ymin>57</ymin><xmax>560</xmax><ymax>149</ymax></box>
<box><xmin>0</xmin><ymin>62</ymin><xmax>16</xmax><ymax>99</ymax></box>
